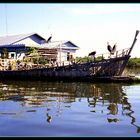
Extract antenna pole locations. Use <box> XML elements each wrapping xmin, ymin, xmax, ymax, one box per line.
<box><xmin>5</xmin><ymin>4</ymin><xmax>8</xmax><ymax>36</ymax></box>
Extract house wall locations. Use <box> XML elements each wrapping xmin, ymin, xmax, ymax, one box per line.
<box><xmin>14</xmin><ymin>37</ymin><xmax>39</xmax><ymax>46</ymax></box>
<box><xmin>8</xmin><ymin>52</ymin><xmax>25</xmax><ymax>60</ymax></box>
<box><xmin>8</xmin><ymin>52</ymin><xmax>17</xmax><ymax>59</ymax></box>
<box><xmin>8</xmin><ymin>37</ymin><xmax>40</xmax><ymax>60</ymax></box>
<box><xmin>57</xmin><ymin>49</ymin><xmax>76</xmax><ymax>65</ymax></box>
<box><xmin>17</xmin><ymin>53</ymin><xmax>25</xmax><ymax>60</ymax></box>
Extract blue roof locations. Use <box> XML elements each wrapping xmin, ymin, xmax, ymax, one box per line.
<box><xmin>0</xmin><ymin>44</ymin><xmax>26</xmax><ymax>52</ymax></box>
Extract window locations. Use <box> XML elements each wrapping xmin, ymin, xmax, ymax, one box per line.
<box><xmin>11</xmin><ymin>53</ymin><xmax>15</xmax><ymax>58</ymax></box>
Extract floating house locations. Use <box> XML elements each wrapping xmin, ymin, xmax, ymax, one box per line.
<box><xmin>44</xmin><ymin>41</ymin><xmax>79</xmax><ymax>65</ymax></box>
<box><xmin>0</xmin><ymin>33</ymin><xmax>46</xmax><ymax>60</ymax></box>
<box><xmin>0</xmin><ymin>30</ymin><xmax>138</xmax><ymax>81</ymax></box>
<box><xmin>0</xmin><ymin>33</ymin><xmax>79</xmax><ymax>65</ymax></box>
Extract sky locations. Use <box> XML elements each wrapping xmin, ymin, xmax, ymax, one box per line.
<box><xmin>0</xmin><ymin>3</ymin><xmax>140</xmax><ymax>57</ymax></box>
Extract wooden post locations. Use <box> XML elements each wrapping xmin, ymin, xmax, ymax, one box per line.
<box><xmin>116</xmin><ymin>51</ymin><xmax>118</xmax><ymax>58</ymax></box>
<box><xmin>102</xmin><ymin>54</ymin><xmax>104</xmax><ymax>60</ymax></box>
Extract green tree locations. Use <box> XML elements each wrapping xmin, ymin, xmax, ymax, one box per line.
<box><xmin>127</xmin><ymin>57</ymin><xmax>140</xmax><ymax>67</ymax></box>
<box><xmin>26</xmin><ymin>47</ymin><xmax>38</xmax><ymax>55</ymax></box>
<box><xmin>31</xmin><ymin>57</ymin><xmax>48</xmax><ymax>65</ymax></box>
<box><xmin>1</xmin><ymin>48</ymin><xmax>8</xmax><ymax>59</ymax></box>
<box><xmin>75</xmin><ymin>56</ymin><xmax>92</xmax><ymax>63</ymax></box>
<box><xmin>75</xmin><ymin>56</ymin><xmax>104</xmax><ymax>63</ymax></box>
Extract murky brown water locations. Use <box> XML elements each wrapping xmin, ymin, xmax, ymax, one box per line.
<box><xmin>0</xmin><ymin>78</ymin><xmax>140</xmax><ymax>137</ymax></box>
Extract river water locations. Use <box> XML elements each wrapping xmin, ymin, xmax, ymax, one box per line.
<box><xmin>0</xmin><ymin>68</ymin><xmax>140</xmax><ymax>137</ymax></box>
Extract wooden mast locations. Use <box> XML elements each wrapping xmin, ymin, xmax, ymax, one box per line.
<box><xmin>128</xmin><ymin>30</ymin><xmax>139</xmax><ymax>56</ymax></box>
<box><xmin>116</xmin><ymin>30</ymin><xmax>140</xmax><ymax>76</ymax></box>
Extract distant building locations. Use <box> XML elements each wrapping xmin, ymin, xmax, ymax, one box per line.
<box><xmin>45</xmin><ymin>41</ymin><xmax>79</xmax><ymax>65</ymax></box>
<box><xmin>0</xmin><ymin>33</ymin><xmax>79</xmax><ymax>65</ymax></box>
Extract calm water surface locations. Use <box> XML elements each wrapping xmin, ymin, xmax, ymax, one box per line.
<box><xmin>0</xmin><ymin>68</ymin><xmax>140</xmax><ymax>137</ymax></box>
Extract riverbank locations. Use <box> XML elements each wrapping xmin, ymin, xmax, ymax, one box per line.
<box><xmin>127</xmin><ymin>57</ymin><xmax>140</xmax><ymax>67</ymax></box>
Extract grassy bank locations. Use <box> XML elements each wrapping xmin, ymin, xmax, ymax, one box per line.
<box><xmin>127</xmin><ymin>57</ymin><xmax>140</xmax><ymax>67</ymax></box>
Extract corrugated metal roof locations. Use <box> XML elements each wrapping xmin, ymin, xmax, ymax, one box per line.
<box><xmin>0</xmin><ymin>32</ymin><xmax>46</xmax><ymax>46</ymax></box>
<box><xmin>0</xmin><ymin>33</ymin><xmax>79</xmax><ymax>50</ymax></box>
<box><xmin>43</xmin><ymin>41</ymin><xmax>79</xmax><ymax>50</ymax></box>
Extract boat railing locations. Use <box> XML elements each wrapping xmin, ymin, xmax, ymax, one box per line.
<box><xmin>93</xmin><ymin>47</ymin><xmax>131</xmax><ymax>62</ymax></box>
<box><xmin>0</xmin><ymin>47</ymin><xmax>132</xmax><ymax>71</ymax></box>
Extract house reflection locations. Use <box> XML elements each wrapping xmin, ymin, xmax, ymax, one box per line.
<box><xmin>0</xmin><ymin>80</ymin><xmax>139</xmax><ymax>132</ymax></box>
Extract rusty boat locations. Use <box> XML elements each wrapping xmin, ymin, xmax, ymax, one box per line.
<box><xmin>0</xmin><ymin>30</ymin><xmax>139</xmax><ymax>82</ymax></box>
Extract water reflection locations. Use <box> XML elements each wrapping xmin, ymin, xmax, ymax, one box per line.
<box><xmin>121</xmin><ymin>92</ymin><xmax>140</xmax><ymax>133</ymax></box>
<box><xmin>0</xmin><ymin>81</ymin><xmax>139</xmax><ymax>134</ymax></box>
<box><xmin>46</xmin><ymin>113</ymin><xmax>52</xmax><ymax>123</ymax></box>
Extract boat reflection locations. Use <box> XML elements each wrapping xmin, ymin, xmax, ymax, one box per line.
<box><xmin>0</xmin><ymin>81</ymin><xmax>139</xmax><ymax>132</ymax></box>
<box><xmin>46</xmin><ymin>113</ymin><xmax>52</xmax><ymax>123</ymax></box>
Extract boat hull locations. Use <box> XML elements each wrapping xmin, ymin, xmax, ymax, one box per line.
<box><xmin>0</xmin><ymin>55</ymin><xmax>130</xmax><ymax>81</ymax></box>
